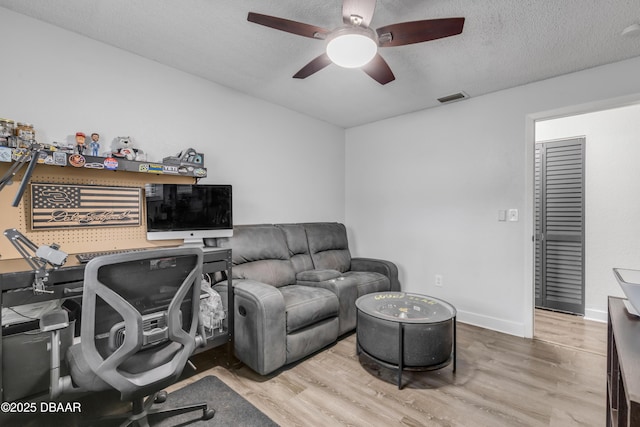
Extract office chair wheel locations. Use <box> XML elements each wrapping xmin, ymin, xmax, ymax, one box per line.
<box><xmin>203</xmin><ymin>408</ymin><xmax>215</xmax><ymax>420</ymax></box>
<box><xmin>154</xmin><ymin>391</ymin><xmax>168</xmax><ymax>404</ymax></box>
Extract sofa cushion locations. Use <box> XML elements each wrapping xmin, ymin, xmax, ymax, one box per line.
<box><xmin>286</xmin><ymin>317</ymin><xmax>339</xmax><ymax>364</ymax></box>
<box><xmin>216</xmin><ymin>225</ymin><xmax>295</xmax><ymax>287</ymax></box>
<box><xmin>279</xmin><ymin>285</ymin><xmax>339</xmax><ymax>334</ymax></box>
<box><xmin>296</xmin><ymin>269</ymin><xmax>342</xmax><ymax>282</ymax></box>
<box><xmin>277</xmin><ymin>224</ymin><xmax>314</xmax><ymax>274</ymax></box>
<box><xmin>303</xmin><ymin>222</ymin><xmax>351</xmax><ymax>273</ymax></box>
<box><xmin>295</xmin><ymin>275</ymin><xmax>359</xmax><ymax>335</ymax></box>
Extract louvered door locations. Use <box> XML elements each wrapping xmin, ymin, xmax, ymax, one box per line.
<box><xmin>534</xmin><ymin>138</ymin><xmax>585</xmax><ymax>315</ymax></box>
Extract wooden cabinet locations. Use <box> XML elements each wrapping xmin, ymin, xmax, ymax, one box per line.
<box><xmin>607</xmin><ymin>297</ymin><xmax>640</xmax><ymax>426</ymax></box>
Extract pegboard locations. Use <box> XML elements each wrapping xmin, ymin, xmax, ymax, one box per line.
<box><xmin>0</xmin><ymin>163</ymin><xmax>194</xmax><ymax>260</ymax></box>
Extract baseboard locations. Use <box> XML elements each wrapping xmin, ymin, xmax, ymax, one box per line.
<box><xmin>584</xmin><ymin>308</ymin><xmax>608</xmax><ymax>323</ymax></box>
<box><xmin>456</xmin><ymin>308</ymin><xmax>607</xmax><ymax>338</ymax></box>
<box><xmin>456</xmin><ymin>310</ymin><xmax>525</xmax><ymax>337</ymax></box>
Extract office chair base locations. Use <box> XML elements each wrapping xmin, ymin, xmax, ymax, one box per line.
<box><xmin>153</xmin><ymin>390</ymin><xmax>167</xmax><ymax>404</ymax></box>
<box><xmin>85</xmin><ymin>391</ymin><xmax>214</xmax><ymax>427</ymax></box>
<box><xmin>146</xmin><ymin>402</ymin><xmax>215</xmax><ymax>426</ymax></box>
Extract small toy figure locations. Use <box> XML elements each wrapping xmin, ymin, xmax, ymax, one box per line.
<box><xmin>112</xmin><ymin>136</ymin><xmax>145</xmax><ymax>161</ymax></box>
<box><xmin>89</xmin><ymin>133</ymin><xmax>100</xmax><ymax>156</ymax></box>
<box><xmin>0</xmin><ymin>118</ymin><xmax>15</xmax><ymax>147</ymax></box>
<box><xmin>75</xmin><ymin>132</ymin><xmax>86</xmax><ymax>155</ymax></box>
<box><xmin>163</xmin><ymin>148</ymin><xmax>204</xmax><ymax>166</ymax></box>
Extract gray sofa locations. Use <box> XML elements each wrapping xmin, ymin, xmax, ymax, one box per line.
<box><xmin>208</xmin><ymin>222</ymin><xmax>399</xmax><ymax>375</ymax></box>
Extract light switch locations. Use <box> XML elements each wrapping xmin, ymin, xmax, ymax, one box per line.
<box><xmin>498</xmin><ymin>210</ymin><xmax>507</xmax><ymax>221</ymax></box>
<box><xmin>508</xmin><ymin>209</ymin><xmax>519</xmax><ymax>222</ymax></box>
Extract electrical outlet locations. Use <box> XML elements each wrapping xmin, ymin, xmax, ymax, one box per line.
<box><xmin>435</xmin><ymin>274</ymin><xmax>443</xmax><ymax>287</ymax></box>
<box><xmin>508</xmin><ymin>208</ymin><xmax>519</xmax><ymax>222</ymax></box>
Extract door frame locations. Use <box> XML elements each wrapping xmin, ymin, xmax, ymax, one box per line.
<box><xmin>523</xmin><ymin>93</ymin><xmax>640</xmax><ymax>338</ymax></box>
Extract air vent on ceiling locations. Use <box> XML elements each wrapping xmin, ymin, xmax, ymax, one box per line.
<box><xmin>437</xmin><ymin>91</ymin><xmax>469</xmax><ymax>104</ymax></box>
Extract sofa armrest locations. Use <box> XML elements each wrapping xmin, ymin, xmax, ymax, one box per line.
<box><xmin>218</xmin><ymin>279</ymin><xmax>287</xmax><ymax>375</ymax></box>
<box><xmin>296</xmin><ymin>269</ymin><xmax>342</xmax><ymax>282</ymax></box>
<box><xmin>351</xmin><ymin>257</ymin><xmax>401</xmax><ymax>292</ymax></box>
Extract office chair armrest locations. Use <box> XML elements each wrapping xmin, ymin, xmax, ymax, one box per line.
<box><xmin>40</xmin><ymin>309</ymin><xmax>75</xmax><ymax>399</ymax></box>
<box><xmin>40</xmin><ymin>309</ymin><xmax>69</xmax><ymax>332</ymax></box>
<box><xmin>196</xmin><ymin>323</ymin><xmax>207</xmax><ymax>348</ymax></box>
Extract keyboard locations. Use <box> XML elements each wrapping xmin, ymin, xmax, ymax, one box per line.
<box><xmin>76</xmin><ymin>248</ymin><xmax>147</xmax><ymax>263</ymax></box>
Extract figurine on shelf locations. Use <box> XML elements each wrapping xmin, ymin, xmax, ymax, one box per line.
<box><xmin>112</xmin><ymin>136</ymin><xmax>145</xmax><ymax>161</ymax></box>
<box><xmin>0</xmin><ymin>118</ymin><xmax>15</xmax><ymax>147</ymax></box>
<box><xmin>163</xmin><ymin>148</ymin><xmax>204</xmax><ymax>167</ymax></box>
<box><xmin>75</xmin><ymin>132</ymin><xmax>86</xmax><ymax>155</ymax></box>
<box><xmin>16</xmin><ymin>123</ymin><xmax>35</xmax><ymax>148</ymax></box>
<box><xmin>89</xmin><ymin>133</ymin><xmax>100</xmax><ymax>156</ymax></box>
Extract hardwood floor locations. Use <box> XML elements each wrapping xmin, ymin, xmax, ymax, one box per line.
<box><xmin>172</xmin><ymin>313</ymin><xmax>607</xmax><ymax>427</ymax></box>
<box><xmin>534</xmin><ymin>308</ymin><xmax>607</xmax><ymax>355</ymax></box>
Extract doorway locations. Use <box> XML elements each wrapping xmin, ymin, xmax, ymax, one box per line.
<box><xmin>534</xmin><ymin>138</ymin><xmax>585</xmax><ymax>315</ymax></box>
<box><xmin>526</xmin><ymin>97</ymin><xmax>640</xmax><ymax>339</ymax></box>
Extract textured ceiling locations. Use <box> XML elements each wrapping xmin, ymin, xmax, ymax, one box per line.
<box><xmin>1</xmin><ymin>0</ymin><xmax>640</xmax><ymax>128</ymax></box>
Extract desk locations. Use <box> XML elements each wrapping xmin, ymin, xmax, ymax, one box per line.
<box><xmin>607</xmin><ymin>296</ymin><xmax>640</xmax><ymax>426</ymax></box>
<box><xmin>0</xmin><ymin>247</ymin><xmax>232</xmax><ymax>402</ymax></box>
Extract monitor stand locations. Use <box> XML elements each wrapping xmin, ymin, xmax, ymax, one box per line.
<box><xmin>181</xmin><ymin>237</ymin><xmax>205</xmax><ymax>248</ymax></box>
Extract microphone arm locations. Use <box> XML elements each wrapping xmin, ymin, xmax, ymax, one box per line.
<box><xmin>4</xmin><ymin>228</ymin><xmax>68</xmax><ymax>295</ymax></box>
<box><xmin>0</xmin><ymin>142</ymin><xmax>44</xmax><ymax>207</ymax></box>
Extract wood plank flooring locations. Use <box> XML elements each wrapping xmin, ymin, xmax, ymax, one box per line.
<box><xmin>534</xmin><ymin>308</ymin><xmax>607</xmax><ymax>355</ymax></box>
<box><xmin>171</xmin><ymin>312</ymin><xmax>607</xmax><ymax>427</ymax></box>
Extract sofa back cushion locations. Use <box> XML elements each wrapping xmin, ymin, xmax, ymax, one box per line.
<box><xmin>277</xmin><ymin>224</ymin><xmax>314</xmax><ymax>274</ymax></box>
<box><xmin>216</xmin><ymin>224</ymin><xmax>296</xmax><ymax>287</ymax></box>
<box><xmin>303</xmin><ymin>223</ymin><xmax>351</xmax><ymax>273</ymax></box>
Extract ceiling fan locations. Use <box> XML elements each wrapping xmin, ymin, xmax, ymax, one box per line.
<box><xmin>247</xmin><ymin>0</ymin><xmax>465</xmax><ymax>85</ymax></box>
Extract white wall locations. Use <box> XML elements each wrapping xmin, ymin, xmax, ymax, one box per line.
<box><xmin>346</xmin><ymin>57</ymin><xmax>640</xmax><ymax>336</ymax></box>
<box><xmin>0</xmin><ymin>8</ymin><xmax>345</xmax><ymax>225</ymax></box>
<box><xmin>6</xmin><ymin>7</ymin><xmax>640</xmax><ymax>337</ymax></box>
<box><xmin>535</xmin><ymin>104</ymin><xmax>640</xmax><ymax>321</ymax></box>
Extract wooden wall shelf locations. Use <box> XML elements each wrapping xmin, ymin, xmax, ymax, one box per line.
<box><xmin>0</xmin><ymin>153</ymin><xmax>200</xmax><ymax>259</ymax></box>
<box><xmin>0</xmin><ymin>147</ymin><xmax>207</xmax><ymax>178</ymax></box>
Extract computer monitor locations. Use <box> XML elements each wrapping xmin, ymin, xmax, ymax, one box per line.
<box><xmin>145</xmin><ymin>183</ymin><xmax>233</xmax><ymax>247</ymax></box>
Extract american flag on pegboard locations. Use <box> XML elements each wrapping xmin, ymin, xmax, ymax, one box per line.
<box><xmin>30</xmin><ymin>183</ymin><xmax>141</xmax><ymax>230</ymax></box>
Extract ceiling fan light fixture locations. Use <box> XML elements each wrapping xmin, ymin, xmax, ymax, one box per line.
<box><xmin>326</xmin><ymin>27</ymin><xmax>377</xmax><ymax>68</ymax></box>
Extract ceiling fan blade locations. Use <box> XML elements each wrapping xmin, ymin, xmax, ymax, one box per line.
<box><xmin>293</xmin><ymin>53</ymin><xmax>333</xmax><ymax>79</ymax></box>
<box><xmin>362</xmin><ymin>54</ymin><xmax>395</xmax><ymax>85</ymax></box>
<box><xmin>342</xmin><ymin>0</ymin><xmax>376</xmax><ymax>27</ymax></box>
<box><xmin>248</xmin><ymin>12</ymin><xmax>330</xmax><ymax>39</ymax></box>
<box><xmin>377</xmin><ymin>18</ymin><xmax>465</xmax><ymax>47</ymax></box>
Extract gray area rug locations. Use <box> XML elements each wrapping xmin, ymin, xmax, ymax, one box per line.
<box><xmin>155</xmin><ymin>375</ymin><xmax>278</xmax><ymax>427</ymax></box>
<box><xmin>0</xmin><ymin>376</ymin><xmax>277</xmax><ymax>427</ymax></box>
